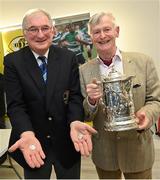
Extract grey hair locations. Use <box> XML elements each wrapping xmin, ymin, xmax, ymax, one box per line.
<box><xmin>88</xmin><ymin>12</ymin><xmax>117</xmax><ymax>33</ymax></box>
<box><xmin>22</xmin><ymin>8</ymin><xmax>53</xmax><ymax>29</ymax></box>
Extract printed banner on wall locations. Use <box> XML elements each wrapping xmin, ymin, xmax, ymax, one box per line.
<box><xmin>0</xmin><ymin>28</ymin><xmax>27</xmax><ymax>72</ymax></box>
<box><xmin>0</xmin><ymin>32</ymin><xmax>4</xmax><ymax>73</ymax></box>
<box><xmin>2</xmin><ymin>28</ymin><xmax>27</xmax><ymax>56</ymax></box>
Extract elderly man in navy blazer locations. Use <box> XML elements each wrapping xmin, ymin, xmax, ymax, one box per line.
<box><xmin>4</xmin><ymin>8</ymin><xmax>96</xmax><ymax>179</ymax></box>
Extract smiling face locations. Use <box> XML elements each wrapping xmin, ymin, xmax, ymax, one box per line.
<box><xmin>90</xmin><ymin>14</ymin><xmax>119</xmax><ymax>59</ymax></box>
<box><xmin>23</xmin><ymin>11</ymin><xmax>55</xmax><ymax>55</ymax></box>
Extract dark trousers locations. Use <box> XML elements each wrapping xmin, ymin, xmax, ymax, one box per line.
<box><xmin>24</xmin><ymin>149</ymin><xmax>81</xmax><ymax>179</ymax></box>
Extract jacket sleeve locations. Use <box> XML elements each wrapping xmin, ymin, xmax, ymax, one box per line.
<box><xmin>4</xmin><ymin>54</ymin><xmax>33</xmax><ymax>137</ymax></box>
<box><xmin>79</xmin><ymin>65</ymin><xmax>99</xmax><ymax>121</ymax></box>
<box><xmin>138</xmin><ymin>56</ymin><xmax>160</xmax><ymax>123</ymax></box>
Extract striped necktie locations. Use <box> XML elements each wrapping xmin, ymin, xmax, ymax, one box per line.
<box><xmin>38</xmin><ymin>56</ymin><xmax>47</xmax><ymax>83</ymax></box>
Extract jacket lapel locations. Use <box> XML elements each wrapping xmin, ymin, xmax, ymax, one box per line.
<box><xmin>24</xmin><ymin>47</ymin><xmax>45</xmax><ymax>91</ymax></box>
<box><xmin>46</xmin><ymin>46</ymin><xmax>60</xmax><ymax>110</ymax></box>
<box><xmin>122</xmin><ymin>52</ymin><xmax>140</xmax><ymax>85</ymax></box>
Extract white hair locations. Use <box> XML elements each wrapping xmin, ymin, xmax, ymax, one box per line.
<box><xmin>22</xmin><ymin>8</ymin><xmax>53</xmax><ymax>29</ymax></box>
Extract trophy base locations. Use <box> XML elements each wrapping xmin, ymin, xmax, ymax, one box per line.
<box><xmin>104</xmin><ymin>118</ymin><xmax>138</xmax><ymax>131</ymax></box>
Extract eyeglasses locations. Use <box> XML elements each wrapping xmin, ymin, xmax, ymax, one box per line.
<box><xmin>92</xmin><ymin>27</ymin><xmax>113</xmax><ymax>38</ymax></box>
<box><xmin>25</xmin><ymin>25</ymin><xmax>52</xmax><ymax>35</ymax></box>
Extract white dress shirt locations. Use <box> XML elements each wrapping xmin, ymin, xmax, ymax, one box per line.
<box><xmin>97</xmin><ymin>48</ymin><xmax>124</xmax><ymax>78</ymax></box>
<box><xmin>32</xmin><ymin>50</ymin><xmax>49</xmax><ymax>65</ymax></box>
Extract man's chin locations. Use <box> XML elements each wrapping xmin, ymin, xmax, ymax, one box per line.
<box><xmin>97</xmin><ymin>46</ymin><xmax>110</xmax><ymax>53</ymax></box>
<box><xmin>33</xmin><ymin>47</ymin><xmax>48</xmax><ymax>54</ymax></box>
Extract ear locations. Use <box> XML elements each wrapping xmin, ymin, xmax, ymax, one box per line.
<box><xmin>89</xmin><ymin>31</ymin><xmax>94</xmax><ymax>43</ymax></box>
<box><xmin>51</xmin><ymin>26</ymin><xmax>56</xmax><ymax>38</ymax></box>
<box><xmin>23</xmin><ymin>30</ymin><xmax>27</xmax><ymax>39</ymax></box>
<box><xmin>115</xmin><ymin>26</ymin><xmax>120</xmax><ymax>38</ymax></box>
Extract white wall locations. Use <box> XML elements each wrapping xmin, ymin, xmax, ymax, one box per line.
<box><xmin>159</xmin><ymin>0</ymin><xmax>160</xmax><ymax>69</ymax></box>
<box><xmin>0</xmin><ymin>0</ymin><xmax>159</xmax><ymax>75</ymax></box>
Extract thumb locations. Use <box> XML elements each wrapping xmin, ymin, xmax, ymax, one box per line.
<box><xmin>92</xmin><ymin>78</ymin><xmax>101</xmax><ymax>86</ymax></box>
<box><xmin>136</xmin><ymin>111</ymin><xmax>145</xmax><ymax>120</ymax></box>
<box><xmin>8</xmin><ymin>141</ymin><xmax>20</xmax><ymax>152</ymax></box>
<box><xmin>92</xmin><ymin>78</ymin><xmax>97</xmax><ymax>84</ymax></box>
<box><xmin>85</xmin><ymin>124</ymin><xmax>97</xmax><ymax>134</ymax></box>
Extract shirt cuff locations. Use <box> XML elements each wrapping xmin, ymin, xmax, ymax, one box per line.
<box><xmin>87</xmin><ymin>96</ymin><xmax>97</xmax><ymax>112</ymax></box>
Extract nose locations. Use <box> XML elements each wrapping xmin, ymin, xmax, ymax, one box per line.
<box><xmin>99</xmin><ymin>30</ymin><xmax>106</xmax><ymax>38</ymax></box>
<box><xmin>37</xmin><ymin>29</ymin><xmax>45</xmax><ymax>37</ymax></box>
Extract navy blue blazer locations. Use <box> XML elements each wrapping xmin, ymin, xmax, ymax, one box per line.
<box><xmin>4</xmin><ymin>45</ymin><xmax>84</xmax><ymax>169</ymax></box>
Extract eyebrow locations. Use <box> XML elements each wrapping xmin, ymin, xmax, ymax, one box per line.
<box><xmin>27</xmin><ymin>25</ymin><xmax>51</xmax><ymax>29</ymax></box>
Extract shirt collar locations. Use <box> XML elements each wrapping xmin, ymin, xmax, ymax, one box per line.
<box><xmin>97</xmin><ymin>48</ymin><xmax>122</xmax><ymax>66</ymax></box>
<box><xmin>32</xmin><ymin>49</ymin><xmax>49</xmax><ymax>60</ymax></box>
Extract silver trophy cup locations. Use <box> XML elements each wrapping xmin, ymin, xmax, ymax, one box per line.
<box><xmin>102</xmin><ymin>67</ymin><xmax>138</xmax><ymax>131</ymax></box>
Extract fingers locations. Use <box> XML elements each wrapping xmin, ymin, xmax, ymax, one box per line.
<box><xmin>23</xmin><ymin>146</ymin><xmax>45</xmax><ymax>168</ymax></box>
<box><xmin>84</xmin><ymin>124</ymin><xmax>97</xmax><ymax>134</ymax></box>
<box><xmin>30</xmin><ymin>154</ymin><xmax>41</xmax><ymax>168</ymax></box>
<box><xmin>136</xmin><ymin>114</ymin><xmax>145</xmax><ymax>130</ymax></box>
<box><xmin>75</xmin><ymin>129</ymin><xmax>94</xmax><ymax>156</ymax></box>
<box><xmin>136</xmin><ymin>111</ymin><xmax>150</xmax><ymax>130</ymax></box>
<box><xmin>35</xmin><ymin>152</ymin><xmax>44</xmax><ymax>165</ymax></box>
<box><xmin>9</xmin><ymin>133</ymin><xmax>46</xmax><ymax>168</ymax></box>
<box><xmin>72</xmin><ymin>133</ymin><xmax>93</xmax><ymax>156</ymax></box>
<box><xmin>136</xmin><ymin>111</ymin><xmax>145</xmax><ymax>120</ymax></box>
<box><xmin>78</xmin><ymin>141</ymin><xmax>85</xmax><ymax>155</ymax></box>
<box><xmin>86</xmin><ymin>78</ymin><xmax>102</xmax><ymax>103</ymax></box>
<box><xmin>23</xmin><ymin>152</ymin><xmax>35</xmax><ymax>168</ymax></box>
<box><xmin>76</xmin><ymin>134</ymin><xmax>92</xmax><ymax>157</ymax></box>
<box><xmin>30</xmin><ymin>152</ymin><xmax>44</xmax><ymax>168</ymax></box>
<box><xmin>73</xmin><ymin>142</ymin><xmax>80</xmax><ymax>152</ymax></box>
<box><xmin>70</xmin><ymin>121</ymin><xmax>97</xmax><ymax>156</ymax></box>
<box><xmin>76</xmin><ymin>140</ymin><xmax>89</xmax><ymax>157</ymax></box>
<box><xmin>23</xmin><ymin>152</ymin><xmax>43</xmax><ymax>168</ymax></box>
<box><xmin>84</xmin><ymin>134</ymin><xmax>92</xmax><ymax>152</ymax></box>
<box><xmin>39</xmin><ymin>148</ymin><xmax>46</xmax><ymax>159</ymax></box>
<box><xmin>73</xmin><ymin>140</ymin><xmax>87</xmax><ymax>156</ymax></box>
<box><xmin>80</xmin><ymin>140</ymin><xmax>90</xmax><ymax>157</ymax></box>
